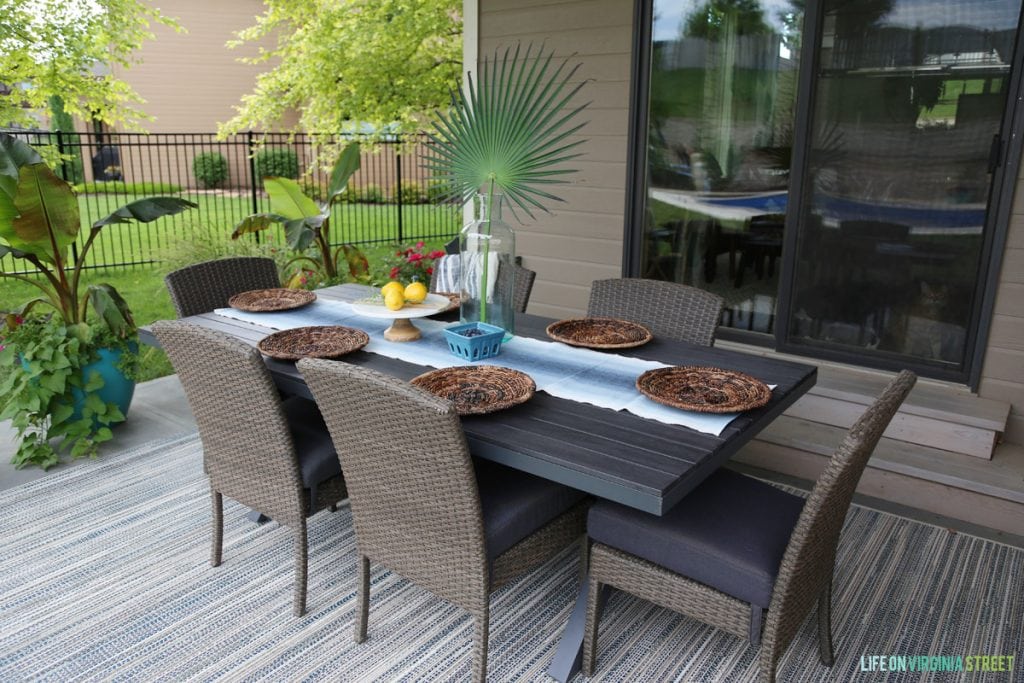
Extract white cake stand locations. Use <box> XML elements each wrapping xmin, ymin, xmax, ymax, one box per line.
<box><xmin>350</xmin><ymin>293</ymin><xmax>450</xmax><ymax>342</ymax></box>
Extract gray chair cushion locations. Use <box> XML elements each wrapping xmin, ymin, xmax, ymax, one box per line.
<box><xmin>475</xmin><ymin>458</ymin><xmax>586</xmax><ymax>560</ymax></box>
<box><xmin>588</xmin><ymin>469</ymin><xmax>804</xmax><ymax>608</ymax></box>
<box><xmin>282</xmin><ymin>397</ymin><xmax>341</xmax><ymax>488</ymax></box>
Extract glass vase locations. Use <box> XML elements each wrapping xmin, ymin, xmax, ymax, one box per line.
<box><xmin>459</xmin><ymin>193</ymin><xmax>516</xmax><ymax>337</ymax></box>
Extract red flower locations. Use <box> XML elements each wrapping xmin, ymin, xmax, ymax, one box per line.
<box><xmin>408</xmin><ymin>252</ymin><xmax>424</xmax><ymax>262</ymax></box>
<box><xmin>428</xmin><ymin>250</ymin><xmax>446</xmax><ymax>259</ymax></box>
<box><xmin>390</xmin><ymin>267</ymin><xmax>400</xmax><ymax>279</ymax></box>
<box><xmin>426</xmin><ymin>267</ymin><xmax>433</xmax><ymax>275</ymax></box>
<box><xmin>416</xmin><ymin>241</ymin><xmax>425</xmax><ymax>249</ymax></box>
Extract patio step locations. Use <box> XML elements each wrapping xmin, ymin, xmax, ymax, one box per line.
<box><xmin>716</xmin><ymin>341</ymin><xmax>1012</xmax><ymax>459</ymax></box>
<box><xmin>737</xmin><ymin>415</ymin><xmax>1024</xmax><ymax>537</ymax></box>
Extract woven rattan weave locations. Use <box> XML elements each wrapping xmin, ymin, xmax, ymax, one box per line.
<box><xmin>636</xmin><ymin>366</ymin><xmax>772</xmax><ymax>413</ymax></box>
<box><xmin>165</xmin><ymin>257</ymin><xmax>281</xmax><ymax>318</ymax></box>
<box><xmin>434</xmin><ymin>291</ymin><xmax>461</xmax><ymax>313</ymax></box>
<box><xmin>545</xmin><ymin>317</ymin><xmax>653</xmax><ymax>349</ymax></box>
<box><xmin>587</xmin><ymin>278</ymin><xmax>725</xmax><ymax>346</ymax></box>
<box><xmin>410</xmin><ymin>366</ymin><xmax>535</xmax><ymax>415</ymax></box>
<box><xmin>257</xmin><ymin>326</ymin><xmax>369</xmax><ymax>360</ymax></box>
<box><xmin>228</xmin><ymin>288</ymin><xmax>316</xmax><ymax>312</ymax></box>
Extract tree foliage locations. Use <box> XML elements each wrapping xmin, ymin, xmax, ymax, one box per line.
<box><xmin>220</xmin><ymin>0</ymin><xmax>462</xmax><ymax>137</ymax></box>
<box><xmin>0</xmin><ymin>0</ymin><xmax>181</xmax><ymax>130</ymax></box>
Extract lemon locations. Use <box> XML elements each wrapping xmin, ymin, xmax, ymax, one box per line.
<box><xmin>384</xmin><ymin>289</ymin><xmax>405</xmax><ymax>311</ymax></box>
<box><xmin>404</xmin><ymin>281</ymin><xmax>428</xmax><ymax>304</ymax></box>
<box><xmin>381</xmin><ymin>281</ymin><xmax>404</xmax><ymax>298</ymax></box>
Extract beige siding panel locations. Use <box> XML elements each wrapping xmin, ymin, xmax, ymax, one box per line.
<box><xmin>986</xmin><ymin>314</ymin><xmax>1024</xmax><ymax>352</ymax></box>
<box><xmin>1005</xmin><ymin>414</ymin><xmax>1024</xmax><ymax>444</ymax></box>
<box><xmin>1007</xmin><ymin>216</ymin><xmax>1024</xmax><ymax>247</ymax></box>
<box><xmin>993</xmin><ymin>282</ymin><xmax>1024</xmax><ymax>317</ymax></box>
<box><xmin>481</xmin><ymin>0</ymin><xmax>629</xmax><ymax>318</ymax></box>
<box><xmin>999</xmin><ymin>247</ymin><xmax>1024</xmax><ymax>284</ymax></box>
<box><xmin>981</xmin><ymin>348</ymin><xmax>1024</xmax><ymax>386</ymax></box>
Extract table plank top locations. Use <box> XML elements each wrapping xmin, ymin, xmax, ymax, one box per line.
<box><xmin>141</xmin><ymin>284</ymin><xmax>816</xmax><ymax>515</ymax></box>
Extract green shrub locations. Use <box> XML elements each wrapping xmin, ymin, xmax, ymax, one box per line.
<box><xmin>395</xmin><ymin>181</ymin><xmax>426</xmax><ymax>204</ymax></box>
<box><xmin>426</xmin><ymin>179</ymin><xmax>449</xmax><ymax>204</ymax></box>
<box><xmin>161</xmin><ymin>222</ymin><xmax>293</xmax><ymax>276</ymax></box>
<box><xmin>72</xmin><ymin>181</ymin><xmax>183</xmax><ymax>194</ymax></box>
<box><xmin>192</xmin><ymin>152</ymin><xmax>229</xmax><ymax>188</ymax></box>
<box><xmin>254</xmin><ymin>147</ymin><xmax>300</xmax><ymax>180</ymax></box>
<box><xmin>357</xmin><ymin>183</ymin><xmax>385</xmax><ymax>204</ymax></box>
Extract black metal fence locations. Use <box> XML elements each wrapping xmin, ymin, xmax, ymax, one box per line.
<box><xmin>1</xmin><ymin>130</ymin><xmax>460</xmax><ymax>272</ymax></box>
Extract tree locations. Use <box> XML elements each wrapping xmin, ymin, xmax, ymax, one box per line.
<box><xmin>220</xmin><ymin>0</ymin><xmax>461</xmax><ymax>137</ymax></box>
<box><xmin>684</xmin><ymin>0</ymin><xmax>770</xmax><ymax>40</ymax></box>
<box><xmin>0</xmin><ymin>0</ymin><xmax>181</xmax><ymax>131</ymax></box>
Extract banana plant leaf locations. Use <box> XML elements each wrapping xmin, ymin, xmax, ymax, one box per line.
<box><xmin>231</xmin><ymin>213</ymin><xmax>286</xmax><ymax>239</ymax></box>
<box><xmin>265</xmin><ymin>177</ymin><xmax>320</xmax><ymax>220</ymax></box>
<box><xmin>0</xmin><ymin>133</ymin><xmax>43</xmax><ymax>200</ymax></box>
<box><xmin>0</xmin><ymin>244</ymin><xmax>28</xmax><ymax>259</ymax></box>
<box><xmin>336</xmin><ymin>244</ymin><xmax>369</xmax><ymax>282</ymax></box>
<box><xmin>87</xmin><ymin>284</ymin><xmax>135</xmax><ymax>337</ymax></box>
<box><xmin>284</xmin><ymin>216</ymin><xmax>323</xmax><ymax>252</ymax></box>
<box><xmin>92</xmin><ymin>197</ymin><xmax>198</xmax><ymax>228</ymax></box>
<box><xmin>2</xmin><ymin>163</ymin><xmax>80</xmax><ymax>264</ymax></box>
<box><xmin>327</xmin><ymin>143</ymin><xmax>361</xmax><ymax>205</ymax></box>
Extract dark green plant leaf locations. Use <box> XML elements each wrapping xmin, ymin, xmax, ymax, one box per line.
<box><xmin>92</xmin><ymin>197</ymin><xmax>198</xmax><ymax>228</ymax></box>
<box><xmin>231</xmin><ymin>213</ymin><xmax>286</xmax><ymax>239</ymax></box>
<box><xmin>284</xmin><ymin>217</ymin><xmax>319</xmax><ymax>252</ymax></box>
<box><xmin>424</xmin><ymin>43</ymin><xmax>590</xmax><ymax>219</ymax></box>
<box><xmin>328</xmin><ymin>142</ymin><xmax>361</xmax><ymax>204</ymax></box>
<box><xmin>0</xmin><ymin>244</ymin><xmax>28</xmax><ymax>259</ymax></box>
<box><xmin>87</xmin><ymin>284</ymin><xmax>136</xmax><ymax>337</ymax></box>
<box><xmin>1</xmin><ymin>163</ymin><xmax>80</xmax><ymax>263</ymax></box>
<box><xmin>0</xmin><ymin>133</ymin><xmax>43</xmax><ymax>200</ymax></box>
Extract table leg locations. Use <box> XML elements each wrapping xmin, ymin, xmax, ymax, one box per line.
<box><xmin>548</xmin><ymin>573</ymin><xmax>610</xmax><ymax>682</ymax></box>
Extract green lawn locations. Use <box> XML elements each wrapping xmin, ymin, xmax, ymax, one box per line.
<box><xmin>64</xmin><ymin>192</ymin><xmax>460</xmax><ymax>269</ymax></box>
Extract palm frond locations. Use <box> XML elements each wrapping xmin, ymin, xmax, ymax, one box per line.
<box><xmin>425</xmin><ymin>43</ymin><xmax>590</xmax><ymax>219</ymax></box>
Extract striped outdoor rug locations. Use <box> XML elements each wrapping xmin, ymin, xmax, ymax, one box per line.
<box><xmin>0</xmin><ymin>434</ymin><xmax>1020</xmax><ymax>682</ymax></box>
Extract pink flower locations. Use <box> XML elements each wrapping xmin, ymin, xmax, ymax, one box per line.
<box><xmin>416</xmin><ymin>241</ymin><xmax>425</xmax><ymax>249</ymax></box>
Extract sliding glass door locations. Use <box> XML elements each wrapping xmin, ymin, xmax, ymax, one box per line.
<box><xmin>634</xmin><ymin>0</ymin><xmax>1023</xmax><ymax>379</ymax></box>
<box><xmin>783</xmin><ymin>0</ymin><xmax>1020</xmax><ymax>372</ymax></box>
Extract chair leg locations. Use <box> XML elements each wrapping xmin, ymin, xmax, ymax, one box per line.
<box><xmin>749</xmin><ymin>605</ymin><xmax>763</xmax><ymax>647</ymax></box>
<box><xmin>471</xmin><ymin>603</ymin><xmax>490</xmax><ymax>683</ymax></box>
<box><xmin>817</xmin><ymin>577</ymin><xmax>835</xmax><ymax>666</ymax></box>
<box><xmin>355</xmin><ymin>554</ymin><xmax>370</xmax><ymax>643</ymax></box>
<box><xmin>210</xmin><ymin>490</ymin><xmax>223</xmax><ymax>567</ymax></box>
<box><xmin>329</xmin><ymin>503</ymin><xmax>338</xmax><ymax>512</ymax></box>
<box><xmin>578</xmin><ymin>536</ymin><xmax>589</xmax><ymax>584</ymax></box>
<box><xmin>293</xmin><ymin>519</ymin><xmax>308</xmax><ymax>617</ymax></box>
<box><xmin>582</xmin><ymin>576</ymin><xmax>604</xmax><ymax>677</ymax></box>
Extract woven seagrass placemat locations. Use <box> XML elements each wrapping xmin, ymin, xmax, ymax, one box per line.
<box><xmin>636</xmin><ymin>366</ymin><xmax>771</xmax><ymax>413</ymax></box>
<box><xmin>229</xmin><ymin>288</ymin><xmax>316</xmax><ymax>312</ymax></box>
<box><xmin>410</xmin><ymin>365</ymin><xmax>535</xmax><ymax>415</ymax></box>
<box><xmin>257</xmin><ymin>325</ymin><xmax>369</xmax><ymax>360</ymax></box>
<box><xmin>546</xmin><ymin>317</ymin><xmax>652</xmax><ymax>349</ymax></box>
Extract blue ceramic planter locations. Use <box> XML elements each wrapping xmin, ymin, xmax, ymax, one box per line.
<box><xmin>21</xmin><ymin>344</ymin><xmax>136</xmax><ymax>423</ymax></box>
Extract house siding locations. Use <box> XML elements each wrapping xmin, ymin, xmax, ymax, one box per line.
<box><xmin>479</xmin><ymin>0</ymin><xmax>1023</xmax><ymax>445</ymax></box>
<box><xmin>479</xmin><ymin>0</ymin><xmax>633</xmax><ymax>319</ymax></box>
<box><xmin>980</xmin><ymin>166</ymin><xmax>1024</xmax><ymax>444</ymax></box>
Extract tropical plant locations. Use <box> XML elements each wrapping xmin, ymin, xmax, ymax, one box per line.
<box><xmin>233</xmin><ymin>142</ymin><xmax>369</xmax><ymax>285</ymax></box>
<box><xmin>0</xmin><ymin>133</ymin><xmax>197</xmax><ymax>468</ymax></box>
<box><xmin>424</xmin><ymin>43</ymin><xmax>590</xmax><ymax>320</ymax></box>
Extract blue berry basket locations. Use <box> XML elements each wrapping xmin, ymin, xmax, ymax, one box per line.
<box><xmin>444</xmin><ymin>322</ymin><xmax>505</xmax><ymax>361</ymax></box>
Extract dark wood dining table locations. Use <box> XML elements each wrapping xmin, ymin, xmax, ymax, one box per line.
<box><xmin>140</xmin><ymin>282</ymin><xmax>816</xmax><ymax>681</ymax></box>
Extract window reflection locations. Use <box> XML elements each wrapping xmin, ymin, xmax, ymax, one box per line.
<box><xmin>644</xmin><ymin>0</ymin><xmax>801</xmax><ymax>334</ymax></box>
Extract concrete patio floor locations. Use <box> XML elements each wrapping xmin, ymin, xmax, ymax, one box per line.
<box><xmin>3</xmin><ymin>375</ymin><xmax>1022</xmax><ymax>549</ymax></box>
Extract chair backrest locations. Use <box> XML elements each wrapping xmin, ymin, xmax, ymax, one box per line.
<box><xmin>430</xmin><ymin>257</ymin><xmax>536</xmax><ymax>313</ymax></box>
<box><xmin>152</xmin><ymin>320</ymin><xmax>305</xmax><ymax>526</ymax></box>
<box><xmin>165</xmin><ymin>257</ymin><xmax>280</xmax><ymax>318</ymax></box>
<box><xmin>297</xmin><ymin>359</ymin><xmax>489</xmax><ymax>608</ymax></box>
<box><xmin>587</xmin><ymin>278</ymin><xmax>725</xmax><ymax>346</ymax></box>
<box><xmin>762</xmin><ymin>369</ymin><xmax>916</xmax><ymax>666</ymax></box>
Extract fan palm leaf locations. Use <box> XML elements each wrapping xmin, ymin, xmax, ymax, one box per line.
<box><xmin>425</xmin><ymin>43</ymin><xmax>590</xmax><ymax>219</ymax></box>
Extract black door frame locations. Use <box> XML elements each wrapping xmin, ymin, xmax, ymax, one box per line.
<box><xmin>624</xmin><ymin>0</ymin><xmax>1024</xmax><ymax>388</ymax></box>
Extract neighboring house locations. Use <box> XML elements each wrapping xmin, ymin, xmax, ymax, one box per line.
<box><xmin>469</xmin><ymin>0</ymin><xmax>1024</xmax><ymax>534</ymax></box>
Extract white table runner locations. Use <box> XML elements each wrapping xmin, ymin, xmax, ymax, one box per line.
<box><xmin>215</xmin><ymin>300</ymin><xmax>759</xmax><ymax>436</ymax></box>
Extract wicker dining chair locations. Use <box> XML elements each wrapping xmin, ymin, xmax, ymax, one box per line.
<box><xmin>587</xmin><ymin>278</ymin><xmax>725</xmax><ymax>346</ymax></box>
<box><xmin>430</xmin><ymin>257</ymin><xmax>537</xmax><ymax>313</ymax></box>
<box><xmin>165</xmin><ymin>256</ymin><xmax>280</xmax><ymax>318</ymax></box>
<box><xmin>152</xmin><ymin>320</ymin><xmax>346</xmax><ymax>617</ymax></box>
<box><xmin>582</xmin><ymin>370</ymin><xmax>917</xmax><ymax>682</ymax></box>
<box><xmin>297</xmin><ymin>359</ymin><xmax>588</xmax><ymax>682</ymax></box>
